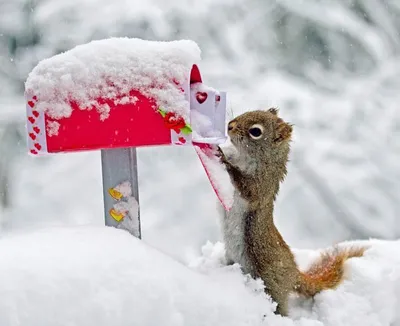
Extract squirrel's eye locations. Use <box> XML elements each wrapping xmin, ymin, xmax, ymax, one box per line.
<box><xmin>248</xmin><ymin>124</ymin><xmax>264</xmax><ymax>139</ymax></box>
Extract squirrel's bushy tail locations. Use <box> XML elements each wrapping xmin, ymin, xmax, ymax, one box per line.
<box><xmin>296</xmin><ymin>246</ymin><xmax>366</xmax><ymax>297</ymax></box>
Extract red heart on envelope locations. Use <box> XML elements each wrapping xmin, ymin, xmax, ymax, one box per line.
<box><xmin>196</xmin><ymin>92</ymin><xmax>208</xmax><ymax>104</ymax></box>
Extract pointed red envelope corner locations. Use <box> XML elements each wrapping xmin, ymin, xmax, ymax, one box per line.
<box><xmin>25</xmin><ymin>38</ymin><xmax>232</xmax><ymax>211</ymax></box>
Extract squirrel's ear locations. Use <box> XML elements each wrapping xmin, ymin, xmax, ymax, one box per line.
<box><xmin>268</xmin><ymin>108</ymin><xmax>279</xmax><ymax>116</ymax></box>
<box><xmin>274</xmin><ymin>119</ymin><xmax>293</xmax><ymax>143</ymax></box>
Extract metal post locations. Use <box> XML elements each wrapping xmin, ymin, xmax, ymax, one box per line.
<box><xmin>101</xmin><ymin>147</ymin><xmax>141</xmax><ymax>238</ymax></box>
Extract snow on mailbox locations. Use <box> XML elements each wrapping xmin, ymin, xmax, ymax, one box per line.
<box><xmin>24</xmin><ymin>38</ymin><xmax>232</xmax><ymax>238</ymax></box>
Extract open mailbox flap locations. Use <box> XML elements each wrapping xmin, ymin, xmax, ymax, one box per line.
<box><xmin>188</xmin><ymin>81</ymin><xmax>233</xmax><ymax>211</ymax></box>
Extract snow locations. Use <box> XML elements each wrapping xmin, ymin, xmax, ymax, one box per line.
<box><xmin>25</xmin><ymin>38</ymin><xmax>201</xmax><ymax>122</ymax></box>
<box><xmin>0</xmin><ymin>226</ymin><xmax>399</xmax><ymax>326</ymax></box>
<box><xmin>114</xmin><ymin>181</ymin><xmax>132</xmax><ymax>198</ymax></box>
<box><xmin>115</xmin><ymin>197</ymin><xmax>140</xmax><ymax>237</ymax></box>
<box><xmin>46</xmin><ymin>120</ymin><xmax>60</xmax><ymax>137</ymax></box>
<box><xmin>0</xmin><ymin>226</ymin><xmax>271</xmax><ymax>326</ymax></box>
<box><xmin>110</xmin><ymin>181</ymin><xmax>140</xmax><ymax>237</ymax></box>
<box><xmin>191</xmin><ymin>110</ymin><xmax>218</xmax><ymax>139</ymax></box>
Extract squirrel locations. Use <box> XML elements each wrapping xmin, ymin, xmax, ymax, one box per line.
<box><xmin>217</xmin><ymin>109</ymin><xmax>366</xmax><ymax>316</ymax></box>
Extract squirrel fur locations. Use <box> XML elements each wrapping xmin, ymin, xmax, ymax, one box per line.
<box><xmin>217</xmin><ymin>109</ymin><xmax>366</xmax><ymax>316</ymax></box>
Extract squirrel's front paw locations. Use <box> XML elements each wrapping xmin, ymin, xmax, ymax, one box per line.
<box><xmin>216</xmin><ymin>146</ymin><xmax>229</xmax><ymax>165</ymax></box>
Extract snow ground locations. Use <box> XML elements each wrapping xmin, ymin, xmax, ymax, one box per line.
<box><xmin>0</xmin><ymin>226</ymin><xmax>399</xmax><ymax>326</ymax></box>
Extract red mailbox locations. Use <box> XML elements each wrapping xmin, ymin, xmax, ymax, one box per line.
<box><xmin>25</xmin><ymin>38</ymin><xmax>233</xmax><ymax>237</ymax></box>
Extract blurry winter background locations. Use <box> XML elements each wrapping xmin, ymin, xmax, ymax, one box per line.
<box><xmin>1</xmin><ymin>0</ymin><xmax>400</xmax><ymax>263</ymax></box>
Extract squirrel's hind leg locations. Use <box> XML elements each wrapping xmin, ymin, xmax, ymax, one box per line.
<box><xmin>265</xmin><ymin>287</ymin><xmax>289</xmax><ymax>317</ymax></box>
<box><xmin>275</xmin><ymin>303</ymin><xmax>289</xmax><ymax>317</ymax></box>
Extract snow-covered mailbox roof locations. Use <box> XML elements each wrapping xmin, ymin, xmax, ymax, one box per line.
<box><xmin>25</xmin><ymin>38</ymin><xmax>226</xmax><ymax>153</ymax></box>
<box><xmin>24</xmin><ymin>38</ymin><xmax>231</xmax><ymax>237</ymax></box>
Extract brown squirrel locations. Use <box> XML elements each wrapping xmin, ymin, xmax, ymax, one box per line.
<box><xmin>217</xmin><ymin>109</ymin><xmax>366</xmax><ymax>316</ymax></box>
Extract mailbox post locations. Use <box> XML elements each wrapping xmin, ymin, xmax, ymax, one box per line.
<box><xmin>101</xmin><ymin>148</ymin><xmax>141</xmax><ymax>237</ymax></box>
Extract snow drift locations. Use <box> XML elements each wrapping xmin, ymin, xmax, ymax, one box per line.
<box><xmin>0</xmin><ymin>226</ymin><xmax>399</xmax><ymax>326</ymax></box>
